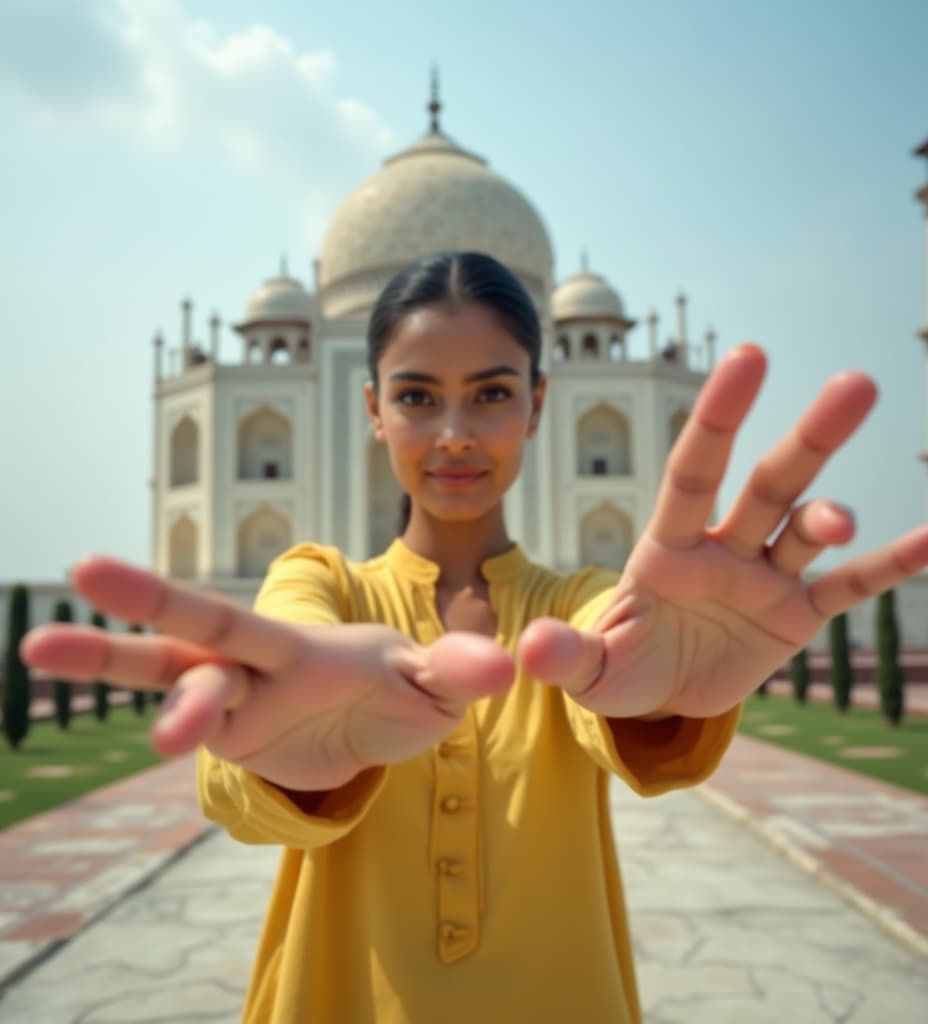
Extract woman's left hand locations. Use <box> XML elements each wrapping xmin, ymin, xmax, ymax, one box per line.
<box><xmin>518</xmin><ymin>344</ymin><xmax>928</xmax><ymax>719</ymax></box>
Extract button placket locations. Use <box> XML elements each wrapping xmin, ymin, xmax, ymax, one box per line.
<box><xmin>431</xmin><ymin>709</ymin><xmax>480</xmax><ymax>963</ymax></box>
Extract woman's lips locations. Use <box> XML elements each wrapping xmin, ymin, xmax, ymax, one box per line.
<box><xmin>427</xmin><ymin>468</ymin><xmax>487</xmax><ymax>487</ymax></box>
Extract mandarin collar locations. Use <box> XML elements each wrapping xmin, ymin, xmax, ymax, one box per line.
<box><xmin>384</xmin><ymin>537</ymin><xmax>528</xmax><ymax>585</ymax></box>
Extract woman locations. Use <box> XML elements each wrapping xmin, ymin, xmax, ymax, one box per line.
<box><xmin>22</xmin><ymin>252</ymin><xmax>928</xmax><ymax>1023</ymax></box>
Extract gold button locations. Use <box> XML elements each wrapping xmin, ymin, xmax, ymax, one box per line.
<box><xmin>437</xmin><ymin>741</ymin><xmax>455</xmax><ymax>758</ymax></box>
<box><xmin>441</xmin><ymin>795</ymin><xmax>462</xmax><ymax>813</ymax></box>
<box><xmin>440</xmin><ymin>921</ymin><xmax>466</xmax><ymax>941</ymax></box>
<box><xmin>437</xmin><ymin>857</ymin><xmax>463</xmax><ymax>877</ymax></box>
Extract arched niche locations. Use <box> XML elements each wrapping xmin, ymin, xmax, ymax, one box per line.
<box><xmin>296</xmin><ymin>337</ymin><xmax>311</xmax><ymax>363</ymax></box>
<box><xmin>269</xmin><ymin>337</ymin><xmax>291</xmax><ymax>365</ymax></box>
<box><xmin>580</xmin><ymin>505</ymin><xmax>632</xmax><ymax>570</ymax></box>
<box><xmin>368</xmin><ymin>437</ymin><xmax>404</xmax><ymax>557</ymax></box>
<box><xmin>169</xmin><ymin>515</ymin><xmax>197</xmax><ymax>579</ymax></box>
<box><xmin>238</xmin><ymin>406</ymin><xmax>293</xmax><ymax>480</ymax></box>
<box><xmin>554</xmin><ymin>335</ymin><xmax>571</xmax><ymax>361</ymax></box>
<box><xmin>577</xmin><ymin>404</ymin><xmax>631</xmax><ymax>476</ymax></box>
<box><xmin>668</xmin><ymin>407</ymin><xmax>689</xmax><ymax>451</ymax></box>
<box><xmin>237</xmin><ymin>507</ymin><xmax>292</xmax><ymax>578</ymax></box>
<box><xmin>609</xmin><ymin>334</ymin><xmax>625</xmax><ymax>361</ymax></box>
<box><xmin>170</xmin><ymin>416</ymin><xmax>199</xmax><ymax>487</ymax></box>
<box><xmin>581</xmin><ymin>333</ymin><xmax>599</xmax><ymax>359</ymax></box>
<box><xmin>246</xmin><ymin>339</ymin><xmax>263</xmax><ymax>365</ymax></box>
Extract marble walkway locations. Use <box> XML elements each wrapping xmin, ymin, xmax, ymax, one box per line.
<box><xmin>0</xmin><ymin>737</ymin><xmax>927</xmax><ymax>1022</ymax></box>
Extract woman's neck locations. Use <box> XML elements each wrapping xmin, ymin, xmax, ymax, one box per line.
<box><xmin>402</xmin><ymin>506</ymin><xmax>512</xmax><ymax>590</ymax></box>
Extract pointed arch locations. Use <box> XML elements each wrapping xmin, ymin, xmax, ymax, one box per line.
<box><xmin>580</xmin><ymin>505</ymin><xmax>632</xmax><ymax>570</ymax></box>
<box><xmin>170</xmin><ymin>416</ymin><xmax>199</xmax><ymax>487</ymax></box>
<box><xmin>237</xmin><ymin>507</ymin><xmax>292</xmax><ymax>578</ymax></box>
<box><xmin>169</xmin><ymin>515</ymin><xmax>197</xmax><ymax>579</ymax></box>
<box><xmin>238</xmin><ymin>406</ymin><xmax>293</xmax><ymax>480</ymax></box>
<box><xmin>269</xmin><ymin>337</ymin><xmax>291</xmax><ymax>365</ymax></box>
<box><xmin>368</xmin><ymin>436</ymin><xmax>404</xmax><ymax>557</ymax></box>
<box><xmin>668</xmin><ymin>407</ymin><xmax>689</xmax><ymax>451</ymax></box>
<box><xmin>577</xmin><ymin>403</ymin><xmax>631</xmax><ymax>476</ymax></box>
<box><xmin>554</xmin><ymin>335</ymin><xmax>571</xmax><ymax>361</ymax></box>
<box><xmin>581</xmin><ymin>333</ymin><xmax>599</xmax><ymax>359</ymax></box>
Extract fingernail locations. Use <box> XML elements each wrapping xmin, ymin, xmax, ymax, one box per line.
<box><xmin>29</xmin><ymin>669</ymin><xmax>53</xmax><ymax>682</ymax></box>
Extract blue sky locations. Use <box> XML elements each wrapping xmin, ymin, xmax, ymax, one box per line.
<box><xmin>1</xmin><ymin>0</ymin><xmax>926</xmax><ymax>581</ymax></box>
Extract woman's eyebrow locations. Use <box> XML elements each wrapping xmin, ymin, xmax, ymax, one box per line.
<box><xmin>388</xmin><ymin>365</ymin><xmax>521</xmax><ymax>385</ymax></box>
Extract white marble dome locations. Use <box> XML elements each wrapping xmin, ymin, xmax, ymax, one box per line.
<box><xmin>242</xmin><ymin>273</ymin><xmax>315</xmax><ymax>324</ymax></box>
<box><xmin>318</xmin><ymin>131</ymin><xmax>554</xmax><ymax>319</ymax></box>
<box><xmin>552</xmin><ymin>270</ymin><xmax>626</xmax><ymax>322</ymax></box>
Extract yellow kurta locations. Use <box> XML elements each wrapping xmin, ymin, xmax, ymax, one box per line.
<box><xmin>197</xmin><ymin>539</ymin><xmax>739</xmax><ymax>1023</ymax></box>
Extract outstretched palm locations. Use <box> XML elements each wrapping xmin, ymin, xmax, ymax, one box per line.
<box><xmin>520</xmin><ymin>345</ymin><xmax>928</xmax><ymax>719</ymax></box>
<box><xmin>20</xmin><ymin>562</ymin><xmax>514</xmax><ymax>790</ymax></box>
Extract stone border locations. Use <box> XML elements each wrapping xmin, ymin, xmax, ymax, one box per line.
<box><xmin>697</xmin><ymin>783</ymin><xmax>928</xmax><ymax>963</ymax></box>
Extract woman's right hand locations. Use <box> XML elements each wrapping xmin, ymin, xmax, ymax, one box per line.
<box><xmin>19</xmin><ymin>558</ymin><xmax>515</xmax><ymax>791</ymax></box>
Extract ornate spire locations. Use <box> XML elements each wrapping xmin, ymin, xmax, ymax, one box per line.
<box><xmin>580</xmin><ymin>249</ymin><xmax>590</xmax><ymax>273</ymax></box>
<box><xmin>427</xmin><ymin>65</ymin><xmax>442</xmax><ymax>134</ymax></box>
<box><xmin>280</xmin><ymin>252</ymin><xmax>289</xmax><ymax>276</ymax></box>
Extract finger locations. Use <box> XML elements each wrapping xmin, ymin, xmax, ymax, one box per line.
<box><xmin>808</xmin><ymin>524</ymin><xmax>928</xmax><ymax>618</ymax></box>
<box><xmin>715</xmin><ymin>373</ymin><xmax>876</xmax><ymax>556</ymax></box>
<box><xmin>517</xmin><ymin>618</ymin><xmax>605</xmax><ymax>697</ymax></box>
<box><xmin>70</xmin><ymin>557</ymin><xmax>303</xmax><ymax>674</ymax></box>
<box><xmin>649</xmin><ymin>345</ymin><xmax>767</xmax><ymax>548</ymax></box>
<box><xmin>20</xmin><ymin>624</ymin><xmax>224</xmax><ymax>690</ymax></box>
<box><xmin>153</xmin><ymin>662</ymin><xmax>251</xmax><ymax>758</ymax></box>
<box><xmin>767</xmin><ymin>500</ymin><xmax>855</xmax><ymax>575</ymax></box>
<box><xmin>407</xmin><ymin>632</ymin><xmax>515</xmax><ymax>715</ymax></box>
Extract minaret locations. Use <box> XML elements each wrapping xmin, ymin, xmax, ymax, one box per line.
<box><xmin>705</xmin><ymin>325</ymin><xmax>717</xmax><ymax>371</ymax></box>
<box><xmin>209</xmin><ymin>313</ymin><xmax>220</xmax><ymax>361</ymax></box>
<box><xmin>915</xmin><ymin>138</ymin><xmax>928</xmax><ymax>469</ymax></box>
<box><xmin>675</xmin><ymin>292</ymin><xmax>688</xmax><ymax>366</ymax></box>
<box><xmin>181</xmin><ymin>297</ymin><xmax>193</xmax><ymax>371</ymax></box>
<box><xmin>152</xmin><ymin>331</ymin><xmax>164</xmax><ymax>381</ymax></box>
<box><xmin>646</xmin><ymin>308</ymin><xmax>659</xmax><ymax>359</ymax></box>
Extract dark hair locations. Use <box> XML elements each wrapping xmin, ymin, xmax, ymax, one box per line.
<box><xmin>367</xmin><ymin>251</ymin><xmax>542</xmax><ymax>389</ymax></box>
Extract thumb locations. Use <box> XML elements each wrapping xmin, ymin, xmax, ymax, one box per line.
<box><xmin>517</xmin><ymin>618</ymin><xmax>605</xmax><ymax>697</ymax></box>
<box><xmin>404</xmin><ymin>632</ymin><xmax>515</xmax><ymax>715</ymax></box>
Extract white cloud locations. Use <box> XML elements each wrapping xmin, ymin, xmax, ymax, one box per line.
<box><xmin>0</xmin><ymin>0</ymin><xmax>395</xmax><ymax>191</ymax></box>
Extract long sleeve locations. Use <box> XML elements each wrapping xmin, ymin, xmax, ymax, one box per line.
<box><xmin>560</xmin><ymin>575</ymin><xmax>741</xmax><ymax>796</ymax></box>
<box><xmin>196</xmin><ymin>749</ymin><xmax>388</xmax><ymax>847</ymax></box>
<box><xmin>195</xmin><ymin>543</ymin><xmax>388</xmax><ymax>845</ymax></box>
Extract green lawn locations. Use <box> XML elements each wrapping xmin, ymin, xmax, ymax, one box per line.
<box><xmin>739</xmin><ymin>694</ymin><xmax>928</xmax><ymax>795</ymax></box>
<box><xmin>0</xmin><ymin>705</ymin><xmax>165</xmax><ymax>830</ymax></box>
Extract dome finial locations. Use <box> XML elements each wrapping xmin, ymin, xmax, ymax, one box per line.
<box><xmin>280</xmin><ymin>252</ymin><xmax>288</xmax><ymax>276</ymax></box>
<box><xmin>580</xmin><ymin>249</ymin><xmax>589</xmax><ymax>273</ymax></box>
<box><xmin>427</xmin><ymin>65</ymin><xmax>442</xmax><ymax>134</ymax></box>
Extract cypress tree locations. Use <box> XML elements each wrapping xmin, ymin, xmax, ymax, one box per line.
<box><xmin>829</xmin><ymin>612</ymin><xmax>853</xmax><ymax>713</ymax></box>
<box><xmin>52</xmin><ymin>599</ymin><xmax>75</xmax><ymax>729</ymax></box>
<box><xmin>90</xmin><ymin>610</ymin><xmax>111</xmax><ymax>722</ymax></box>
<box><xmin>790</xmin><ymin>647</ymin><xmax>810</xmax><ymax>704</ymax></box>
<box><xmin>129</xmin><ymin>624</ymin><xmax>147</xmax><ymax>715</ymax></box>
<box><xmin>2</xmin><ymin>584</ymin><xmax>31</xmax><ymax>749</ymax></box>
<box><xmin>875</xmin><ymin>590</ymin><xmax>905</xmax><ymax>727</ymax></box>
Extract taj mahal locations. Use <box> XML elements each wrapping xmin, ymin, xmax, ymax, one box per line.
<box><xmin>152</xmin><ymin>90</ymin><xmax>715</xmax><ymax>602</ymax></box>
<box><xmin>2</xmin><ymin>103</ymin><xmax>925</xmax><ymax>652</ymax></box>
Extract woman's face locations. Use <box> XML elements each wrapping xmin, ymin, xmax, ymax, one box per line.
<box><xmin>364</xmin><ymin>302</ymin><xmax>546</xmax><ymax>524</ymax></box>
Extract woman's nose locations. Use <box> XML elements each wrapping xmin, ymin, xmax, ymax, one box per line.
<box><xmin>436</xmin><ymin>410</ymin><xmax>475</xmax><ymax>451</ymax></box>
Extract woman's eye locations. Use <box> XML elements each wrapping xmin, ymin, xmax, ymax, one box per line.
<box><xmin>396</xmin><ymin>388</ymin><xmax>434</xmax><ymax>407</ymax></box>
<box><xmin>477</xmin><ymin>384</ymin><xmax>513</xmax><ymax>404</ymax></box>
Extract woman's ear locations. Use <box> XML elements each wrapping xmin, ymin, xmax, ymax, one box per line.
<box><xmin>526</xmin><ymin>373</ymin><xmax>547</xmax><ymax>438</ymax></box>
<box><xmin>364</xmin><ymin>381</ymin><xmax>385</xmax><ymax>441</ymax></box>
